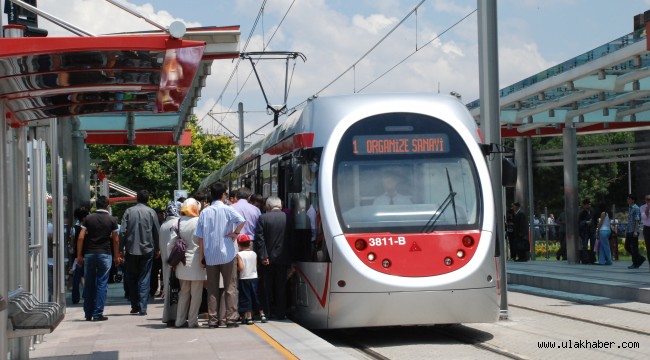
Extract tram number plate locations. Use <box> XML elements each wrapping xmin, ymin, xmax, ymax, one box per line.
<box><xmin>368</xmin><ymin>237</ymin><xmax>406</xmax><ymax>246</ymax></box>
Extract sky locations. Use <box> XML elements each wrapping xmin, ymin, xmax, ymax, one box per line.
<box><xmin>4</xmin><ymin>0</ymin><xmax>650</xmax><ymax>144</ymax></box>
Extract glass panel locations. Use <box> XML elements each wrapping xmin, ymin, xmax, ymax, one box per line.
<box><xmin>0</xmin><ymin>50</ymin><xmax>159</xmax><ymax>75</ymax></box>
<box><xmin>23</xmin><ymin>101</ymin><xmax>154</xmax><ymax>119</ymax></box>
<box><xmin>333</xmin><ymin>112</ymin><xmax>480</xmax><ymax>234</ymax></box>
<box><xmin>335</xmin><ymin>159</ymin><xmax>478</xmax><ymax>233</ymax></box>
<box><xmin>1</xmin><ymin>70</ymin><xmax>161</xmax><ymax>96</ymax></box>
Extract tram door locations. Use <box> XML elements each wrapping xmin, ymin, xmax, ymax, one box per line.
<box><xmin>276</xmin><ymin>158</ymin><xmax>292</xmax><ymax>205</ymax></box>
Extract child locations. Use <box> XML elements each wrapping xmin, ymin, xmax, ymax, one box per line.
<box><xmin>237</xmin><ymin>234</ymin><xmax>267</xmax><ymax>324</ymax></box>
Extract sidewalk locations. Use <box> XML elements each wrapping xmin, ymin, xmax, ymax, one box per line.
<box><xmin>29</xmin><ymin>283</ymin><xmax>356</xmax><ymax>360</ymax></box>
<box><xmin>507</xmin><ymin>259</ymin><xmax>650</xmax><ymax>304</ymax></box>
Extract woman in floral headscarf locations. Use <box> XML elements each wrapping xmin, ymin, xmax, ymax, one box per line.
<box><xmin>172</xmin><ymin>198</ymin><xmax>206</xmax><ymax>328</ymax></box>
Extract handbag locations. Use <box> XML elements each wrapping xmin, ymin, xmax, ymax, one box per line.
<box><xmin>167</xmin><ymin>219</ymin><xmax>186</xmax><ymax>267</ymax></box>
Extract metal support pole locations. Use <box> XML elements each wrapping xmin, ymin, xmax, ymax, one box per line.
<box><xmin>0</xmin><ymin>22</ymin><xmax>7</xmax><ymax>357</ymax></box>
<box><xmin>177</xmin><ymin>147</ymin><xmax>183</xmax><ymax>190</ymax></box>
<box><xmin>29</xmin><ymin>136</ymin><xmax>47</xmax><ymax>346</ymax></box>
<box><xmin>477</xmin><ymin>0</ymin><xmax>506</xmax><ymax>319</ymax></box>
<box><xmin>238</xmin><ymin>102</ymin><xmax>245</xmax><ymax>153</ymax></box>
<box><xmin>71</xmin><ymin>118</ymin><xmax>90</xmax><ymax>208</ymax></box>
<box><xmin>527</xmin><ymin>138</ymin><xmax>535</xmax><ymax>260</ymax></box>
<box><xmin>2</xmin><ymin>24</ymin><xmax>29</xmax><ymax>358</ymax></box>
<box><xmin>0</xmin><ymin>15</ymin><xmax>5</xmax><ymax>360</ymax></box>
<box><xmin>544</xmin><ymin>206</ymin><xmax>549</xmax><ymax>259</ymax></box>
<box><xmin>50</xmin><ymin>118</ymin><xmax>65</xmax><ymax>307</ymax></box>
<box><xmin>6</xmin><ymin>124</ymin><xmax>19</xmax><ymax>357</ymax></box>
<box><xmin>284</xmin><ymin>58</ymin><xmax>290</xmax><ymax>103</ymax></box>
<box><xmin>60</xmin><ymin>119</ymin><xmax>74</xmax><ymax>250</ymax></box>
<box><xmin>0</xmin><ymin>99</ymin><xmax>8</xmax><ymax>360</ymax></box>
<box><xmin>564</xmin><ymin>126</ymin><xmax>580</xmax><ymax>264</ymax></box>
<box><xmin>514</xmin><ymin>138</ymin><xmax>530</xmax><ymax>260</ymax></box>
<box><xmin>15</xmin><ymin>125</ymin><xmax>30</xmax><ymax>356</ymax></box>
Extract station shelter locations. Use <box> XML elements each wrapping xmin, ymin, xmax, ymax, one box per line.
<box><xmin>468</xmin><ymin>22</ymin><xmax>650</xmax><ymax>265</ymax></box>
<box><xmin>0</xmin><ymin>12</ymin><xmax>240</xmax><ymax>358</ymax></box>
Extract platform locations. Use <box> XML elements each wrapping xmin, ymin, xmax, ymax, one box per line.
<box><xmin>27</xmin><ymin>259</ymin><xmax>650</xmax><ymax>359</ymax></box>
<box><xmin>28</xmin><ymin>283</ymin><xmax>357</xmax><ymax>360</ymax></box>
<box><xmin>506</xmin><ymin>259</ymin><xmax>650</xmax><ymax>304</ymax></box>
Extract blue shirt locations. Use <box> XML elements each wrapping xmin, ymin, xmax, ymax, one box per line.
<box><xmin>231</xmin><ymin>199</ymin><xmax>261</xmax><ymax>240</ymax></box>
<box><xmin>195</xmin><ymin>200</ymin><xmax>245</xmax><ymax>265</ymax></box>
<box><xmin>627</xmin><ymin>203</ymin><xmax>641</xmax><ymax>233</ymax></box>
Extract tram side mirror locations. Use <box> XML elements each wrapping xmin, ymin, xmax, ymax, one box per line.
<box><xmin>288</xmin><ymin>164</ymin><xmax>303</xmax><ymax>193</ymax></box>
<box><xmin>502</xmin><ymin>157</ymin><xmax>517</xmax><ymax>187</ymax></box>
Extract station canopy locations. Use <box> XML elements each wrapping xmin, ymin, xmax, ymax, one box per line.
<box><xmin>468</xmin><ymin>24</ymin><xmax>650</xmax><ymax>138</ymax></box>
<box><xmin>0</xmin><ymin>25</ymin><xmax>240</xmax><ymax>146</ymax></box>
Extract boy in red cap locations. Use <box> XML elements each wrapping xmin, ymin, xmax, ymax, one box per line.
<box><xmin>237</xmin><ymin>234</ymin><xmax>267</xmax><ymax>324</ymax></box>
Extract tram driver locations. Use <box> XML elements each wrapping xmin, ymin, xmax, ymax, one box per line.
<box><xmin>373</xmin><ymin>168</ymin><xmax>412</xmax><ymax>206</ymax></box>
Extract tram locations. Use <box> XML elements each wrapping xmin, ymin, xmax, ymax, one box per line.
<box><xmin>199</xmin><ymin>93</ymin><xmax>500</xmax><ymax>329</ymax></box>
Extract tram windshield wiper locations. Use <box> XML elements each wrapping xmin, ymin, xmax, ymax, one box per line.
<box><xmin>421</xmin><ymin>168</ymin><xmax>457</xmax><ymax>233</ymax></box>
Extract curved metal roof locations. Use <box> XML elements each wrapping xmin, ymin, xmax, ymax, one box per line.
<box><xmin>468</xmin><ymin>24</ymin><xmax>650</xmax><ymax>138</ymax></box>
<box><xmin>0</xmin><ymin>25</ymin><xmax>240</xmax><ymax>146</ymax></box>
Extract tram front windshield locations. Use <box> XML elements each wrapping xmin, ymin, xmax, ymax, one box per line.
<box><xmin>333</xmin><ymin>113</ymin><xmax>481</xmax><ymax>234</ymax></box>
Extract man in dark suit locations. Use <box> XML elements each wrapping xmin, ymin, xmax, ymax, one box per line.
<box><xmin>578</xmin><ymin>199</ymin><xmax>597</xmax><ymax>263</ymax></box>
<box><xmin>512</xmin><ymin>202</ymin><xmax>529</xmax><ymax>262</ymax></box>
<box><xmin>254</xmin><ymin>196</ymin><xmax>293</xmax><ymax>319</ymax></box>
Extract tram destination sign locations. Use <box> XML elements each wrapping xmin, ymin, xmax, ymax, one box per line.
<box><xmin>352</xmin><ymin>133</ymin><xmax>449</xmax><ymax>155</ymax></box>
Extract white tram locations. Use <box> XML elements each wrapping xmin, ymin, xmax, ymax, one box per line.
<box><xmin>200</xmin><ymin>93</ymin><xmax>500</xmax><ymax>329</ymax></box>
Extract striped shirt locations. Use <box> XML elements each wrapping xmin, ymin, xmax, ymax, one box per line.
<box><xmin>626</xmin><ymin>203</ymin><xmax>641</xmax><ymax>233</ymax></box>
<box><xmin>195</xmin><ymin>200</ymin><xmax>245</xmax><ymax>265</ymax></box>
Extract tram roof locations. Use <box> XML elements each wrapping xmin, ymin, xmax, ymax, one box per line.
<box><xmin>0</xmin><ymin>25</ymin><xmax>240</xmax><ymax>146</ymax></box>
<box><xmin>468</xmin><ymin>23</ymin><xmax>650</xmax><ymax>138</ymax></box>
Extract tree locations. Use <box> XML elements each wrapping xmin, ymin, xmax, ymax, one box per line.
<box><xmin>89</xmin><ymin>115</ymin><xmax>235</xmax><ymax>218</ymax></box>
<box><xmin>530</xmin><ymin>132</ymin><xmax>632</xmax><ymax>215</ymax></box>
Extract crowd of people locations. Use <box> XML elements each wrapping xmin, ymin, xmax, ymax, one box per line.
<box><xmin>70</xmin><ymin>183</ymin><xmax>296</xmax><ymax>328</ymax></box>
<box><xmin>505</xmin><ymin>194</ymin><xmax>650</xmax><ymax>269</ymax></box>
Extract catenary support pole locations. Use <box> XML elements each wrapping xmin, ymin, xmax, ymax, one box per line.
<box><xmin>477</xmin><ymin>0</ymin><xmax>507</xmax><ymax>319</ymax></box>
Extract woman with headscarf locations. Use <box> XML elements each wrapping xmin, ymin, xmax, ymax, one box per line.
<box><xmin>160</xmin><ymin>200</ymin><xmax>181</xmax><ymax>325</ymax></box>
<box><xmin>173</xmin><ymin>198</ymin><xmax>206</xmax><ymax>328</ymax></box>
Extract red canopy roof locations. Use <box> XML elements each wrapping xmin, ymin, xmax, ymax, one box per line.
<box><xmin>0</xmin><ymin>26</ymin><xmax>240</xmax><ymax>145</ymax></box>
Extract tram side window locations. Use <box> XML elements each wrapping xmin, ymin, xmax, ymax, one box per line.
<box><xmin>261</xmin><ymin>163</ymin><xmax>271</xmax><ymax>198</ymax></box>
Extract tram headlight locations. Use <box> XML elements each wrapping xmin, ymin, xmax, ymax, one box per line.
<box><xmin>462</xmin><ymin>236</ymin><xmax>474</xmax><ymax>247</ymax></box>
<box><xmin>444</xmin><ymin>257</ymin><xmax>453</xmax><ymax>266</ymax></box>
<box><xmin>456</xmin><ymin>250</ymin><xmax>465</xmax><ymax>258</ymax></box>
<box><xmin>382</xmin><ymin>259</ymin><xmax>391</xmax><ymax>268</ymax></box>
<box><xmin>367</xmin><ymin>252</ymin><xmax>376</xmax><ymax>261</ymax></box>
<box><xmin>355</xmin><ymin>239</ymin><xmax>367</xmax><ymax>251</ymax></box>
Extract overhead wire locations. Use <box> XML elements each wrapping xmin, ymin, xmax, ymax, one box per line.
<box><xmin>312</xmin><ymin>0</ymin><xmax>426</xmax><ymax>98</ymax></box>
<box><xmin>200</xmin><ymin>0</ymin><xmax>296</xmax><ymax>137</ymax></box>
<box><xmin>224</xmin><ymin>0</ymin><xmax>296</xmax><ymax>117</ymax></box>
<box><xmin>222</xmin><ymin>0</ymin><xmax>296</xmax><ymax>137</ymax></box>
<box><xmin>358</xmin><ymin>8</ymin><xmax>477</xmax><ymax>92</ymax></box>
<box><xmin>208</xmin><ymin>0</ymin><xmax>474</xmax><ymax>140</ymax></box>
<box><xmin>199</xmin><ymin>0</ymin><xmax>268</xmax><ymax>133</ymax></box>
<box><xmin>288</xmin><ymin>0</ymin><xmax>426</xmax><ymax>111</ymax></box>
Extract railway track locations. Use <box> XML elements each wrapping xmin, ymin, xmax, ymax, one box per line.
<box><xmin>314</xmin><ymin>291</ymin><xmax>650</xmax><ymax>359</ymax></box>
